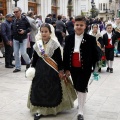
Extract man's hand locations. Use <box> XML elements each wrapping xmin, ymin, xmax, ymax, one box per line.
<box><xmin>9</xmin><ymin>41</ymin><xmax>13</xmax><ymax>46</ymax></box>
<box><xmin>65</xmin><ymin>70</ymin><xmax>71</xmax><ymax>77</ymax></box>
<box><xmin>18</xmin><ymin>29</ymin><xmax>25</xmax><ymax>34</ymax></box>
<box><xmin>59</xmin><ymin>70</ymin><xmax>64</xmax><ymax>79</ymax></box>
<box><xmin>6</xmin><ymin>41</ymin><xmax>13</xmax><ymax>46</ymax></box>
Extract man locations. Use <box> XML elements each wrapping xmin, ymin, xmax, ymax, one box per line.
<box><xmin>12</xmin><ymin>7</ymin><xmax>31</xmax><ymax>73</ymax></box>
<box><xmin>27</xmin><ymin>11</ymin><xmax>38</xmax><ymax>59</ymax></box>
<box><xmin>63</xmin><ymin>16</ymin><xmax>99</xmax><ymax>120</ymax></box>
<box><xmin>0</xmin><ymin>13</ymin><xmax>5</xmax><ymax>57</ymax></box>
<box><xmin>56</xmin><ymin>15</ymin><xmax>66</xmax><ymax>45</ymax></box>
<box><xmin>1</xmin><ymin>14</ymin><xmax>13</xmax><ymax>68</ymax></box>
<box><xmin>113</xmin><ymin>18</ymin><xmax>120</xmax><ymax>57</ymax></box>
<box><xmin>35</xmin><ymin>15</ymin><xmax>43</xmax><ymax>28</ymax></box>
<box><xmin>45</xmin><ymin>14</ymin><xmax>52</xmax><ymax>24</ymax></box>
<box><xmin>66</xmin><ymin>17</ymin><xmax>74</xmax><ymax>35</ymax></box>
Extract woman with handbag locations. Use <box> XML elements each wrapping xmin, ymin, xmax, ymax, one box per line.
<box><xmin>26</xmin><ymin>23</ymin><xmax>77</xmax><ymax>120</ymax></box>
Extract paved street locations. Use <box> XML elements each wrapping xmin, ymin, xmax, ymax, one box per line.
<box><xmin>1</xmin><ymin>52</ymin><xmax>120</xmax><ymax>120</ymax></box>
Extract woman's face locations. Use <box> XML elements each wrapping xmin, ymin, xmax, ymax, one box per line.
<box><xmin>41</xmin><ymin>27</ymin><xmax>51</xmax><ymax>41</ymax></box>
<box><xmin>74</xmin><ymin>21</ymin><xmax>86</xmax><ymax>35</ymax></box>
<box><xmin>92</xmin><ymin>25</ymin><xmax>98</xmax><ymax>33</ymax></box>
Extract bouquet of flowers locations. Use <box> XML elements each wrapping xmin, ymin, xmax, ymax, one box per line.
<box><xmin>101</xmin><ymin>54</ymin><xmax>106</xmax><ymax>67</ymax></box>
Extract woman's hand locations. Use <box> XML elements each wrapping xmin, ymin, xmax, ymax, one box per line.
<box><xmin>65</xmin><ymin>70</ymin><xmax>71</xmax><ymax>77</ymax></box>
<box><xmin>59</xmin><ymin>70</ymin><xmax>64</xmax><ymax>79</ymax></box>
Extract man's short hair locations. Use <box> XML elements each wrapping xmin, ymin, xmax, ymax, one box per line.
<box><xmin>57</xmin><ymin>15</ymin><xmax>62</xmax><ymax>20</ymax></box>
<box><xmin>27</xmin><ymin>11</ymin><xmax>34</xmax><ymax>17</ymax></box>
<box><xmin>14</xmin><ymin>7</ymin><xmax>22</xmax><ymax>12</ymax></box>
<box><xmin>106</xmin><ymin>23</ymin><xmax>112</xmax><ymax>28</ymax></box>
<box><xmin>75</xmin><ymin>16</ymin><xmax>86</xmax><ymax>24</ymax></box>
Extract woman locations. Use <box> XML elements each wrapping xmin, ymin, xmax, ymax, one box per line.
<box><xmin>89</xmin><ymin>24</ymin><xmax>104</xmax><ymax>72</ymax></box>
<box><xmin>26</xmin><ymin>23</ymin><xmax>77</xmax><ymax>120</ymax></box>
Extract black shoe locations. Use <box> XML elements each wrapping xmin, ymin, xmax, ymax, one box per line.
<box><xmin>10</xmin><ymin>64</ymin><xmax>15</xmax><ymax>67</ymax></box>
<box><xmin>106</xmin><ymin>67</ymin><xmax>109</xmax><ymax>72</ymax></box>
<box><xmin>116</xmin><ymin>54</ymin><xmax>118</xmax><ymax>57</ymax></box>
<box><xmin>77</xmin><ymin>114</ymin><xmax>84</xmax><ymax>120</ymax></box>
<box><xmin>34</xmin><ymin>113</ymin><xmax>42</xmax><ymax>120</ymax></box>
<box><xmin>98</xmin><ymin>68</ymin><xmax>101</xmax><ymax>72</ymax></box>
<box><xmin>26</xmin><ymin>64</ymin><xmax>30</xmax><ymax>70</ymax></box>
<box><xmin>110</xmin><ymin>68</ymin><xmax>113</xmax><ymax>73</ymax></box>
<box><xmin>5</xmin><ymin>65</ymin><xmax>14</xmax><ymax>68</ymax></box>
<box><xmin>13</xmin><ymin>69</ymin><xmax>21</xmax><ymax>73</ymax></box>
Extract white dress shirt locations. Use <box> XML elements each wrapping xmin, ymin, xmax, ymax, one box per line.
<box><xmin>107</xmin><ymin>32</ymin><xmax>112</xmax><ymax>45</ymax></box>
<box><xmin>74</xmin><ymin>33</ymin><xmax>84</xmax><ymax>52</ymax></box>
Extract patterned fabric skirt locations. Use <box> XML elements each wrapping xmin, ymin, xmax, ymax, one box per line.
<box><xmin>27</xmin><ymin>58</ymin><xmax>77</xmax><ymax>115</ymax></box>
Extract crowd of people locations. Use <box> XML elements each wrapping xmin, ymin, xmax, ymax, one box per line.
<box><xmin>1</xmin><ymin>6</ymin><xmax>120</xmax><ymax>120</ymax></box>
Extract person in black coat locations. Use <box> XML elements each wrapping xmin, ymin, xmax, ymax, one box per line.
<box><xmin>66</xmin><ymin>17</ymin><xmax>74</xmax><ymax>35</ymax></box>
<box><xmin>45</xmin><ymin>14</ymin><xmax>52</xmax><ymax>24</ymax></box>
<box><xmin>1</xmin><ymin>14</ymin><xmax>14</xmax><ymax>68</ymax></box>
<box><xmin>63</xmin><ymin>16</ymin><xmax>99</xmax><ymax>120</ymax></box>
<box><xmin>103</xmin><ymin>24</ymin><xmax>117</xmax><ymax>73</ymax></box>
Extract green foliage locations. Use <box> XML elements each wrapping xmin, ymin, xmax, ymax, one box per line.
<box><xmin>90</xmin><ymin>7</ymin><xmax>99</xmax><ymax>18</ymax></box>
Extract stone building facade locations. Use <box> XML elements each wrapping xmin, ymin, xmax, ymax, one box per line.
<box><xmin>0</xmin><ymin>0</ymin><xmax>89</xmax><ymax>20</ymax></box>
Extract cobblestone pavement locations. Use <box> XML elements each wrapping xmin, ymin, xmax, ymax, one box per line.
<box><xmin>1</xmin><ymin>52</ymin><xmax>120</xmax><ymax>120</ymax></box>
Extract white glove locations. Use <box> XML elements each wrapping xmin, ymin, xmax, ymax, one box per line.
<box><xmin>26</xmin><ymin>67</ymin><xmax>35</xmax><ymax>80</ymax></box>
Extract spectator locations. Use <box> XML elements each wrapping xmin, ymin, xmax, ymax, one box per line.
<box><xmin>27</xmin><ymin>11</ymin><xmax>38</xmax><ymax>59</ymax></box>
<box><xmin>1</xmin><ymin>14</ymin><xmax>14</xmax><ymax>68</ymax></box>
<box><xmin>45</xmin><ymin>14</ymin><xmax>52</xmax><ymax>24</ymax></box>
<box><xmin>66</xmin><ymin>17</ymin><xmax>74</xmax><ymax>35</ymax></box>
<box><xmin>56</xmin><ymin>15</ymin><xmax>66</xmax><ymax>45</ymax></box>
<box><xmin>0</xmin><ymin>13</ymin><xmax>5</xmax><ymax>57</ymax></box>
<box><xmin>12</xmin><ymin>7</ymin><xmax>31</xmax><ymax>73</ymax></box>
<box><xmin>35</xmin><ymin>15</ymin><xmax>43</xmax><ymax>28</ymax></box>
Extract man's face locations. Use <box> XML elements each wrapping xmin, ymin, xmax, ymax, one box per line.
<box><xmin>7</xmin><ymin>17</ymin><xmax>13</xmax><ymax>22</ymax></box>
<box><xmin>74</xmin><ymin>21</ymin><xmax>86</xmax><ymax>35</ymax></box>
<box><xmin>14</xmin><ymin>8</ymin><xmax>21</xmax><ymax>18</ymax></box>
<box><xmin>106</xmin><ymin>26</ymin><xmax>113</xmax><ymax>33</ymax></box>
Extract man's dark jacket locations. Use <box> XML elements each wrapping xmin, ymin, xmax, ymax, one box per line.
<box><xmin>1</xmin><ymin>20</ymin><xmax>12</xmax><ymax>42</ymax></box>
<box><xmin>63</xmin><ymin>33</ymin><xmax>99</xmax><ymax>71</ymax></box>
<box><xmin>12</xmin><ymin>15</ymin><xmax>31</xmax><ymax>41</ymax></box>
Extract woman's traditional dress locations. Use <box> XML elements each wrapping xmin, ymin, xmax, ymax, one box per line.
<box><xmin>89</xmin><ymin>28</ymin><xmax>104</xmax><ymax>70</ymax></box>
<box><xmin>27</xmin><ymin>33</ymin><xmax>77</xmax><ymax>115</ymax></box>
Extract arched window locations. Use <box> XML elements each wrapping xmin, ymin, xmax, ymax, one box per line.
<box><xmin>103</xmin><ymin>3</ymin><xmax>105</xmax><ymax>10</ymax></box>
<box><xmin>99</xmin><ymin>3</ymin><xmax>100</xmax><ymax>10</ymax></box>
<box><xmin>101</xmin><ymin>3</ymin><xmax>102</xmax><ymax>10</ymax></box>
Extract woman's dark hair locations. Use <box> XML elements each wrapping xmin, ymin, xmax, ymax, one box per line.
<box><xmin>40</xmin><ymin>23</ymin><xmax>52</xmax><ymax>33</ymax></box>
<box><xmin>75</xmin><ymin>16</ymin><xmax>86</xmax><ymax>24</ymax></box>
<box><xmin>92</xmin><ymin>24</ymin><xmax>98</xmax><ymax>29</ymax></box>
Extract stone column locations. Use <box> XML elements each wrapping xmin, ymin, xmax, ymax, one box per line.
<box><xmin>37</xmin><ymin>0</ymin><xmax>41</xmax><ymax>15</ymax></box>
<box><xmin>41</xmin><ymin>0</ymin><xmax>51</xmax><ymax>21</ymax></box>
<box><xmin>16</xmin><ymin>0</ymin><xmax>28</xmax><ymax>13</ymax></box>
<box><xmin>59</xmin><ymin>0</ymin><xmax>68</xmax><ymax>17</ymax></box>
<box><xmin>73</xmin><ymin>0</ymin><xmax>81</xmax><ymax>16</ymax></box>
<box><xmin>7</xmin><ymin>0</ymin><xmax>13</xmax><ymax>14</ymax></box>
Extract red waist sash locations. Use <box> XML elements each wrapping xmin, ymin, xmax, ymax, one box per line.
<box><xmin>105</xmin><ymin>39</ymin><xmax>114</xmax><ymax>48</ymax></box>
<box><xmin>72</xmin><ymin>52</ymin><xmax>81</xmax><ymax>67</ymax></box>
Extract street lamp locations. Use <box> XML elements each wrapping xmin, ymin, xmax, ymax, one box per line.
<box><xmin>91</xmin><ymin>1</ymin><xmax>95</xmax><ymax>18</ymax></box>
<box><xmin>13</xmin><ymin>0</ymin><xmax>19</xmax><ymax>7</ymax></box>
